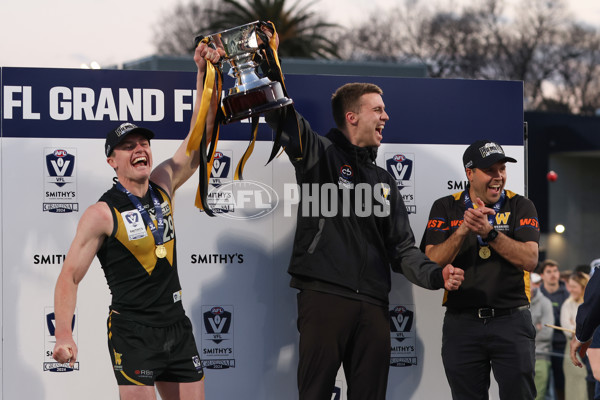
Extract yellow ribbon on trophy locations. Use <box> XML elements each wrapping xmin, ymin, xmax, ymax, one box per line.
<box><xmin>258</xmin><ymin>21</ymin><xmax>302</xmax><ymax>163</ymax></box>
<box><xmin>186</xmin><ymin>37</ymin><xmax>224</xmax><ymax>215</ymax></box>
<box><xmin>188</xmin><ymin>22</ymin><xmax>301</xmax><ymax>216</ymax></box>
<box><xmin>234</xmin><ymin>21</ymin><xmax>291</xmax><ymax>180</ymax></box>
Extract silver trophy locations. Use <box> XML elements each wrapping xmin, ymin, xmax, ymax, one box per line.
<box><xmin>202</xmin><ymin>21</ymin><xmax>293</xmax><ymax>124</ymax></box>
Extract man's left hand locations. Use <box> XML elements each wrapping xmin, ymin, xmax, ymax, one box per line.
<box><xmin>463</xmin><ymin>198</ymin><xmax>496</xmax><ymax>237</ymax></box>
<box><xmin>570</xmin><ymin>334</ymin><xmax>591</xmax><ymax>368</ymax></box>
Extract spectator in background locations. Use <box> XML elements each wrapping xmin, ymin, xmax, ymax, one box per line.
<box><xmin>561</xmin><ymin>271</ymin><xmax>590</xmax><ymax>400</ymax></box>
<box><xmin>540</xmin><ymin>259</ymin><xmax>571</xmax><ymax>400</ymax></box>
<box><xmin>562</xmin><ymin>270</ymin><xmax>575</xmax><ymax>284</ymax></box>
<box><xmin>579</xmin><ymin>264</ymin><xmax>599</xmax><ymax>400</ymax></box>
<box><xmin>531</xmin><ymin>272</ymin><xmax>555</xmax><ymax>400</ymax></box>
<box><xmin>576</xmin><ymin>265</ymin><xmax>592</xmax><ymax>275</ymax></box>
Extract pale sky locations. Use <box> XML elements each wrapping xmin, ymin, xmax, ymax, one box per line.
<box><xmin>1</xmin><ymin>0</ymin><xmax>600</xmax><ymax>69</ymax></box>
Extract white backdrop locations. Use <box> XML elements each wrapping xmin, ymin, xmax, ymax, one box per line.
<box><xmin>0</xmin><ymin>67</ymin><xmax>525</xmax><ymax>399</ymax></box>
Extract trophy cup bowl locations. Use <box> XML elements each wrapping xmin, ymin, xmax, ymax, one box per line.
<box><xmin>203</xmin><ymin>21</ymin><xmax>293</xmax><ymax>124</ymax></box>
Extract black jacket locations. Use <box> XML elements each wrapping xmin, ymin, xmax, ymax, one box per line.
<box><xmin>268</xmin><ymin>110</ymin><xmax>444</xmax><ymax>304</ymax></box>
<box><xmin>576</xmin><ymin>268</ymin><xmax>600</xmax><ymax>342</ymax></box>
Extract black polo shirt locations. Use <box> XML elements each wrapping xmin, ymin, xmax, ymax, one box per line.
<box><xmin>421</xmin><ymin>189</ymin><xmax>540</xmax><ymax>309</ymax></box>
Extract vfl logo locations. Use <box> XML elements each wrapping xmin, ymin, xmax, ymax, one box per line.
<box><xmin>210</xmin><ymin>152</ymin><xmax>231</xmax><ymax>188</ymax></box>
<box><xmin>46</xmin><ymin>149</ymin><xmax>75</xmax><ymax>187</ymax></box>
<box><xmin>46</xmin><ymin>312</ymin><xmax>75</xmax><ymax>336</ymax></box>
<box><xmin>121</xmin><ymin>210</ymin><xmax>147</xmax><ymax>241</ymax></box>
<box><xmin>386</xmin><ymin>154</ymin><xmax>413</xmax><ymax>188</ymax></box>
<box><xmin>192</xmin><ymin>355</ymin><xmax>202</xmax><ymax>368</ymax></box>
<box><xmin>385</xmin><ymin>152</ymin><xmax>416</xmax><ymax>214</ymax></box>
<box><xmin>390</xmin><ymin>306</ymin><xmax>414</xmax><ymax>342</ymax></box>
<box><xmin>203</xmin><ymin>306</ymin><xmax>232</xmax><ymax>344</ymax></box>
<box><xmin>124</xmin><ymin>211</ymin><xmax>140</xmax><ymax>225</ymax></box>
<box><xmin>44</xmin><ymin>308</ymin><xmax>79</xmax><ymax>373</ymax></box>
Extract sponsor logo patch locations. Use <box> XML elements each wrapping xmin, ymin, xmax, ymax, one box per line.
<box><xmin>201</xmin><ymin>305</ymin><xmax>235</xmax><ymax>369</ymax></box>
<box><xmin>385</xmin><ymin>152</ymin><xmax>416</xmax><ymax>214</ymax></box>
<box><xmin>43</xmin><ymin>148</ymin><xmax>79</xmax><ymax>213</ymax></box>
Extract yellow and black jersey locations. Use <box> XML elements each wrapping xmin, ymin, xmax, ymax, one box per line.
<box><xmin>421</xmin><ymin>189</ymin><xmax>540</xmax><ymax>309</ymax></box>
<box><xmin>97</xmin><ymin>181</ymin><xmax>185</xmax><ymax>327</ymax></box>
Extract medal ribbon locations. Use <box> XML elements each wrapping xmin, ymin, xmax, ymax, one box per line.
<box><xmin>116</xmin><ymin>182</ymin><xmax>164</xmax><ymax>248</ymax></box>
<box><xmin>464</xmin><ymin>189</ymin><xmax>506</xmax><ymax>246</ymax></box>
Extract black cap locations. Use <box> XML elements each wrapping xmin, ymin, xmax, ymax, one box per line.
<box><xmin>105</xmin><ymin>123</ymin><xmax>154</xmax><ymax>157</ymax></box>
<box><xmin>463</xmin><ymin>140</ymin><xmax>517</xmax><ymax>169</ymax></box>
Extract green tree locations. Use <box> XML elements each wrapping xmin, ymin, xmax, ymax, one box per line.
<box><xmin>154</xmin><ymin>0</ymin><xmax>340</xmax><ymax>59</ymax></box>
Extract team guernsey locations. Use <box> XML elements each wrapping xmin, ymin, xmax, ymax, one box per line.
<box><xmin>97</xmin><ymin>181</ymin><xmax>185</xmax><ymax>326</ymax></box>
<box><xmin>423</xmin><ymin>188</ymin><xmax>540</xmax><ymax>309</ymax></box>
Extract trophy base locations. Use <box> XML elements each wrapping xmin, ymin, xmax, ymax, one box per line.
<box><xmin>222</xmin><ymin>81</ymin><xmax>293</xmax><ymax>124</ymax></box>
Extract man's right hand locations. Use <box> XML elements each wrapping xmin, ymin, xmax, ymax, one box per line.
<box><xmin>194</xmin><ymin>42</ymin><xmax>224</xmax><ymax>72</ymax></box>
<box><xmin>260</xmin><ymin>22</ymin><xmax>279</xmax><ymax>50</ymax></box>
<box><xmin>442</xmin><ymin>264</ymin><xmax>465</xmax><ymax>291</ymax></box>
<box><xmin>53</xmin><ymin>338</ymin><xmax>77</xmax><ymax>368</ymax></box>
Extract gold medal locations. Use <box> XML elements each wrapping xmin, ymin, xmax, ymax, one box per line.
<box><xmin>155</xmin><ymin>245</ymin><xmax>167</xmax><ymax>258</ymax></box>
<box><xmin>479</xmin><ymin>246</ymin><xmax>491</xmax><ymax>259</ymax></box>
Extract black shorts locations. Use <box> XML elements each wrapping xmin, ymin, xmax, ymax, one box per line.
<box><xmin>107</xmin><ymin>312</ymin><xmax>204</xmax><ymax>386</ymax></box>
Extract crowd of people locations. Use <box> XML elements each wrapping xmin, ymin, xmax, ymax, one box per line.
<box><xmin>532</xmin><ymin>259</ymin><xmax>600</xmax><ymax>400</ymax></box>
